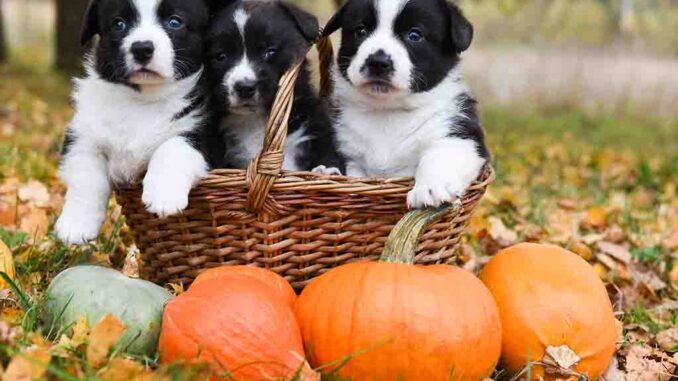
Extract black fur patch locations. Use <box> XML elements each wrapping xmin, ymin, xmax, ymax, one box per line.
<box><xmin>449</xmin><ymin>93</ymin><xmax>490</xmax><ymax>159</ymax></box>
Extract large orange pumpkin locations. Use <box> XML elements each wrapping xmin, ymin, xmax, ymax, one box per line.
<box><xmin>295</xmin><ymin>209</ymin><xmax>502</xmax><ymax>381</ymax></box>
<box><xmin>192</xmin><ymin>266</ymin><xmax>296</xmax><ymax>307</ymax></box>
<box><xmin>479</xmin><ymin>243</ymin><xmax>617</xmax><ymax>380</ymax></box>
<box><xmin>159</xmin><ymin>274</ymin><xmax>317</xmax><ymax>381</ymax></box>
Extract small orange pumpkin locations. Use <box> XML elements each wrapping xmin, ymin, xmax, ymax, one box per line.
<box><xmin>479</xmin><ymin>243</ymin><xmax>617</xmax><ymax>380</ymax></box>
<box><xmin>295</xmin><ymin>208</ymin><xmax>502</xmax><ymax>381</ymax></box>
<box><xmin>192</xmin><ymin>266</ymin><xmax>296</xmax><ymax>307</ymax></box>
<box><xmin>160</xmin><ymin>274</ymin><xmax>316</xmax><ymax>381</ymax></box>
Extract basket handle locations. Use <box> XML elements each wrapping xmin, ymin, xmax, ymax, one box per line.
<box><xmin>246</xmin><ymin>34</ymin><xmax>335</xmax><ymax>213</ymax></box>
<box><xmin>381</xmin><ymin>202</ymin><xmax>462</xmax><ymax>265</ymax></box>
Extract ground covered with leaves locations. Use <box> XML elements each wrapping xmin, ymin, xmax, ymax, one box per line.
<box><xmin>0</xmin><ymin>63</ymin><xmax>677</xmax><ymax>380</ymax></box>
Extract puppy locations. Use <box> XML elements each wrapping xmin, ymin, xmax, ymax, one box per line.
<box><xmin>324</xmin><ymin>0</ymin><xmax>489</xmax><ymax>208</ymax></box>
<box><xmin>55</xmin><ymin>0</ymin><xmax>213</xmax><ymax>244</ymax></box>
<box><xmin>205</xmin><ymin>0</ymin><xmax>344</xmax><ymax>173</ymax></box>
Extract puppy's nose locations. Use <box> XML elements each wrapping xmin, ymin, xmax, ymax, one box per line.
<box><xmin>365</xmin><ymin>50</ymin><xmax>394</xmax><ymax>77</ymax></box>
<box><xmin>131</xmin><ymin>41</ymin><xmax>155</xmax><ymax>65</ymax></box>
<box><xmin>234</xmin><ymin>80</ymin><xmax>257</xmax><ymax>99</ymax></box>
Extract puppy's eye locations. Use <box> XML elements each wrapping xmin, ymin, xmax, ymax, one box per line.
<box><xmin>263</xmin><ymin>48</ymin><xmax>277</xmax><ymax>62</ymax></box>
<box><xmin>112</xmin><ymin>18</ymin><xmax>127</xmax><ymax>32</ymax></box>
<box><xmin>354</xmin><ymin>26</ymin><xmax>368</xmax><ymax>39</ymax></box>
<box><xmin>215</xmin><ymin>51</ymin><xmax>227</xmax><ymax>62</ymax></box>
<box><xmin>407</xmin><ymin>28</ymin><xmax>424</xmax><ymax>43</ymax></box>
<box><xmin>167</xmin><ymin>15</ymin><xmax>184</xmax><ymax>30</ymax></box>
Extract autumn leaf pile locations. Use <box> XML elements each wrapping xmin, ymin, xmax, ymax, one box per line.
<box><xmin>1</xmin><ymin>63</ymin><xmax>677</xmax><ymax>380</ymax></box>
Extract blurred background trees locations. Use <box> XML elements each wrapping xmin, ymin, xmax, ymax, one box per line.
<box><xmin>0</xmin><ymin>0</ymin><xmax>6</xmax><ymax>63</ymax></box>
<box><xmin>55</xmin><ymin>0</ymin><xmax>87</xmax><ymax>72</ymax></box>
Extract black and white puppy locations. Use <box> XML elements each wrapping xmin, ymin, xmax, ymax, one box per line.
<box><xmin>55</xmin><ymin>0</ymin><xmax>212</xmax><ymax>244</ymax></box>
<box><xmin>325</xmin><ymin>0</ymin><xmax>489</xmax><ymax>208</ymax></box>
<box><xmin>205</xmin><ymin>1</ymin><xmax>344</xmax><ymax>173</ymax></box>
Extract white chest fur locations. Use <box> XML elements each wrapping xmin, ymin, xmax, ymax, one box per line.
<box><xmin>333</xmin><ymin>72</ymin><xmax>469</xmax><ymax>178</ymax></box>
<box><xmin>222</xmin><ymin>112</ymin><xmax>309</xmax><ymax>171</ymax></box>
<box><xmin>69</xmin><ymin>70</ymin><xmax>201</xmax><ymax>185</ymax></box>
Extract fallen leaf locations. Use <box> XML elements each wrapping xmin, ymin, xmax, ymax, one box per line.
<box><xmin>637</xmin><ymin>271</ymin><xmax>668</xmax><ymax>293</ymax></box>
<box><xmin>99</xmin><ymin>358</ymin><xmax>148</xmax><ymax>381</ymax></box>
<box><xmin>570</xmin><ymin>242</ymin><xmax>593</xmax><ymax>261</ymax></box>
<box><xmin>669</xmin><ymin>262</ymin><xmax>678</xmax><ymax>286</ymax></box>
<box><xmin>663</xmin><ymin>231</ymin><xmax>678</xmax><ymax>251</ymax></box>
<box><xmin>487</xmin><ymin>216</ymin><xmax>517</xmax><ymax>246</ymax></box>
<box><xmin>17</xmin><ymin>180</ymin><xmax>50</xmax><ymax>208</ymax></box>
<box><xmin>624</xmin><ymin>344</ymin><xmax>677</xmax><ymax>381</ymax></box>
<box><xmin>71</xmin><ymin>315</ymin><xmax>91</xmax><ymax>348</ymax></box>
<box><xmin>18</xmin><ymin>208</ymin><xmax>49</xmax><ymax>241</ymax></box>
<box><xmin>87</xmin><ymin>314</ymin><xmax>127</xmax><ymax>369</ymax></box>
<box><xmin>558</xmin><ymin>198</ymin><xmax>577</xmax><ymax>210</ymax></box>
<box><xmin>4</xmin><ymin>346</ymin><xmax>51</xmax><ymax>380</ymax></box>
<box><xmin>597</xmin><ymin>241</ymin><xmax>632</xmax><ymax>264</ymax></box>
<box><xmin>584</xmin><ymin>207</ymin><xmax>607</xmax><ymax>229</ymax></box>
<box><xmin>656</xmin><ymin>328</ymin><xmax>678</xmax><ymax>352</ymax></box>
<box><xmin>605</xmin><ymin>225</ymin><xmax>626</xmax><ymax>244</ymax></box>
<box><xmin>0</xmin><ymin>240</ymin><xmax>16</xmax><ymax>289</ymax></box>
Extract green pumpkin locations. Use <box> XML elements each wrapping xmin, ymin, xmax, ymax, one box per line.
<box><xmin>42</xmin><ymin>266</ymin><xmax>173</xmax><ymax>357</ymax></box>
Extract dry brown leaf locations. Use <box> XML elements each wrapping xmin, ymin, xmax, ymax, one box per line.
<box><xmin>656</xmin><ymin>328</ymin><xmax>678</xmax><ymax>352</ymax></box>
<box><xmin>0</xmin><ymin>202</ymin><xmax>17</xmax><ymax>227</ymax></box>
<box><xmin>487</xmin><ymin>216</ymin><xmax>517</xmax><ymax>246</ymax></box>
<box><xmin>99</xmin><ymin>358</ymin><xmax>148</xmax><ymax>381</ymax></box>
<box><xmin>4</xmin><ymin>346</ymin><xmax>52</xmax><ymax>381</ymax></box>
<box><xmin>637</xmin><ymin>271</ymin><xmax>668</xmax><ymax>293</ymax></box>
<box><xmin>122</xmin><ymin>249</ymin><xmax>140</xmax><ymax>278</ymax></box>
<box><xmin>663</xmin><ymin>230</ymin><xmax>678</xmax><ymax>251</ymax></box>
<box><xmin>597</xmin><ymin>241</ymin><xmax>632</xmax><ymax>264</ymax></box>
<box><xmin>87</xmin><ymin>314</ymin><xmax>127</xmax><ymax>369</ymax></box>
<box><xmin>17</xmin><ymin>180</ymin><xmax>50</xmax><ymax>208</ymax></box>
<box><xmin>557</xmin><ymin>198</ymin><xmax>577</xmax><ymax>210</ymax></box>
<box><xmin>18</xmin><ymin>208</ymin><xmax>49</xmax><ymax>241</ymax></box>
<box><xmin>624</xmin><ymin>344</ymin><xmax>677</xmax><ymax>381</ymax></box>
<box><xmin>605</xmin><ymin>225</ymin><xmax>626</xmax><ymax>244</ymax></box>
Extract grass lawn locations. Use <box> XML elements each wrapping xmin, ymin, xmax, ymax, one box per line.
<box><xmin>0</xmin><ymin>63</ymin><xmax>677</xmax><ymax>379</ymax></box>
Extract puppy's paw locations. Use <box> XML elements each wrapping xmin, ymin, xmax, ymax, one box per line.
<box><xmin>312</xmin><ymin>165</ymin><xmax>343</xmax><ymax>176</ymax></box>
<box><xmin>407</xmin><ymin>177</ymin><xmax>466</xmax><ymax>209</ymax></box>
<box><xmin>55</xmin><ymin>210</ymin><xmax>102</xmax><ymax>245</ymax></box>
<box><xmin>142</xmin><ymin>184</ymin><xmax>190</xmax><ymax>218</ymax></box>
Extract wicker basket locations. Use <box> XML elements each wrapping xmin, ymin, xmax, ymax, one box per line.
<box><xmin>116</xmin><ymin>35</ymin><xmax>494</xmax><ymax>289</ymax></box>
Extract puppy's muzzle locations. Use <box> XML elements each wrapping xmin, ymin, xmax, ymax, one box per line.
<box><xmin>362</xmin><ymin>50</ymin><xmax>395</xmax><ymax>79</ymax></box>
<box><xmin>234</xmin><ymin>80</ymin><xmax>257</xmax><ymax>100</ymax></box>
<box><xmin>131</xmin><ymin>41</ymin><xmax>155</xmax><ymax>65</ymax></box>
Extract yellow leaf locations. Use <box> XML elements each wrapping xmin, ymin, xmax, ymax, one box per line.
<box><xmin>4</xmin><ymin>346</ymin><xmax>51</xmax><ymax>380</ymax></box>
<box><xmin>99</xmin><ymin>358</ymin><xmax>148</xmax><ymax>381</ymax></box>
<box><xmin>569</xmin><ymin>242</ymin><xmax>593</xmax><ymax>261</ymax></box>
<box><xmin>87</xmin><ymin>314</ymin><xmax>127</xmax><ymax>369</ymax></box>
<box><xmin>18</xmin><ymin>208</ymin><xmax>49</xmax><ymax>241</ymax></box>
<box><xmin>584</xmin><ymin>207</ymin><xmax>607</xmax><ymax>229</ymax></box>
<box><xmin>0</xmin><ymin>240</ymin><xmax>15</xmax><ymax>289</ymax></box>
<box><xmin>71</xmin><ymin>316</ymin><xmax>91</xmax><ymax>348</ymax></box>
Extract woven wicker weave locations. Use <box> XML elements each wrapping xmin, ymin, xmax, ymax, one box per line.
<box><xmin>116</xmin><ymin>35</ymin><xmax>494</xmax><ymax>289</ymax></box>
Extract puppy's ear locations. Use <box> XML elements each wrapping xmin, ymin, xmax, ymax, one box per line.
<box><xmin>447</xmin><ymin>2</ymin><xmax>473</xmax><ymax>53</ymax></box>
<box><xmin>80</xmin><ymin>0</ymin><xmax>100</xmax><ymax>46</ymax></box>
<box><xmin>278</xmin><ymin>2</ymin><xmax>320</xmax><ymax>42</ymax></box>
<box><xmin>323</xmin><ymin>2</ymin><xmax>347</xmax><ymax>37</ymax></box>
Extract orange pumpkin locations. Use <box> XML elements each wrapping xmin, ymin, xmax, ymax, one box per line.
<box><xmin>479</xmin><ymin>243</ymin><xmax>617</xmax><ymax>380</ymax></box>
<box><xmin>192</xmin><ymin>266</ymin><xmax>296</xmax><ymax>307</ymax></box>
<box><xmin>160</xmin><ymin>274</ymin><xmax>316</xmax><ymax>381</ymax></box>
<box><xmin>295</xmin><ymin>209</ymin><xmax>502</xmax><ymax>381</ymax></box>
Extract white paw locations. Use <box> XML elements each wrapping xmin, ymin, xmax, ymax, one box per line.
<box><xmin>312</xmin><ymin>165</ymin><xmax>343</xmax><ymax>176</ymax></box>
<box><xmin>55</xmin><ymin>210</ymin><xmax>102</xmax><ymax>245</ymax></box>
<box><xmin>141</xmin><ymin>183</ymin><xmax>190</xmax><ymax>218</ymax></box>
<box><xmin>407</xmin><ymin>177</ymin><xmax>466</xmax><ymax>209</ymax></box>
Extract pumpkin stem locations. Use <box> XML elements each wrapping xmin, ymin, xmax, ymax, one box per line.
<box><xmin>381</xmin><ymin>202</ymin><xmax>461</xmax><ymax>264</ymax></box>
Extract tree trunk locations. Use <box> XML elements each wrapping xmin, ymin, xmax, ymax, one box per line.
<box><xmin>56</xmin><ymin>0</ymin><xmax>89</xmax><ymax>73</ymax></box>
<box><xmin>0</xmin><ymin>0</ymin><xmax>7</xmax><ymax>63</ymax></box>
